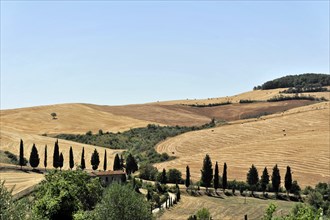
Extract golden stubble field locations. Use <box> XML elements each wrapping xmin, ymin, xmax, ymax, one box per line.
<box><xmin>155</xmin><ymin>102</ymin><xmax>330</xmax><ymax>187</ymax></box>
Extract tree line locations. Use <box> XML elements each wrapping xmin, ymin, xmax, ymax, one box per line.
<box><xmin>17</xmin><ymin>139</ymin><xmax>138</xmax><ymax>173</ymax></box>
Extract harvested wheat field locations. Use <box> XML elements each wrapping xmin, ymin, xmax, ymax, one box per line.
<box><xmin>158</xmin><ymin>194</ymin><xmax>294</xmax><ymax>220</ymax></box>
<box><xmin>0</xmin><ymin>170</ymin><xmax>44</xmax><ymax>196</ymax></box>
<box><xmin>156</xmin><ymin>102</ymin><xmax>330</xmax><ymax>187</ymax></box>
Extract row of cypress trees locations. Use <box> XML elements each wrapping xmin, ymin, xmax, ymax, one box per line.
<box><xmin>18</xmin><ymin>139</ymin><xmax>138</xmax><ymax>172</ymax></box>
<box><xmin>185</xmin><ymin>154</ymin><xmax>295</xmax><ymax>195</ymax></box>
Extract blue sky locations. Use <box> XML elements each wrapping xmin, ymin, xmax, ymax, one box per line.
<box><xmin>1</xmin><ymin>1</ymin><xmax>329</xmax><ymax>109</ymax></box>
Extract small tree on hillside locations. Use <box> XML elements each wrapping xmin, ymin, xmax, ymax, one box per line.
<box><xmin>59</xmin><ymin>153</ymin><xmax>64</xmax><ymax>170</ymax></box>
<box><xmin>185</xmin><ymin>165</ymin><xmax>190</xmax><ymax>190</ymax></box>
<box><xmin>260</xmin><ymin>167</ymin><xmax>270</xmax><ymax>196</ymax></box>
<box><xmin>247</xmin><ymin>164</ymin><xmax>259</xmax><ymax>195</ymax></box>
<box><xmin>126</xmin><ymin>153</ymin><xmax>138</xmax><ymax>174</ymax></box>
<box><xmin>19</xmin><ymin>139</ymin><xmax>25</xmax><ymax>169</ymax></box>
<box><xmin>69</xmin><ymin>146</ymin><xmax>74</xmax><ymax>170</ymax></box>
<box><xmin>167</xmin><ymin>169</ymin><xmax>182</xmax><ymax>184</ymax></box>
<box><xmin>272</xmin><ymin>164</ymin><xmax>281</xmax><ymax>196</ymax></box>
<box><xmin>81</xmin><ymin>147</ymin><xmax>86</xmax><ymax>170</ymax></box>
<box><xmin>44</xmin><ymin>145</ymin><xmax>47</xmax><ymax>171</ymax></box>
<box><xmin>91</xmin><ymin>149</ymin><xmax>100</xmax><ymax>171</ymax></box>
<box><xmin>214</xmin><ymin>162</ymin><xmax>219</xmax><ymax>192</ymax></box>
<box><xmin>29</xmin><ymin>144</ymin><xmax>40</xmax><ymax>169</ymax></box>
<box><xmin>160</xmin><ymin>168</ymin><xmax>167</xmax><ymax>184</ymax></box>
<box><xmin>103</xmin><ymin>150</ymin><xmax>107</xmax><ymax>171</ymax></box>
<box><xmin>201</xmin><ymin>154</ymin><xmax>213</xmax><ymax>192</ymax></box>
<box><xmin>51</xmin><ymin>112</ymin><xmax>57</xmax><ymax>119</ymax></box>
<box><xmin>113</xmin><ymin>154</ymin><xmax>121</xmax><ymax>171</ymax></box>
<box><xmin>222</xmin><ymin>162</ymin><xmax>227</xmax><ymax>192</ymax></box>
<box><xmin>285</xmin><ymin>166</ymin><xmax>292</xmax><ymax>196</ymax></box>
<box><xmin>53</xmin><ymin>140</ymin><xmax>60</xmax><ymax>169</ymax></box>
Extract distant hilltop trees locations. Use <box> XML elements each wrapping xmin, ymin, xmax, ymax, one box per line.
<box><xmin>254</xmin><ymin>73</ymin><xmax>330</xmax><ymax>90</ymax></box>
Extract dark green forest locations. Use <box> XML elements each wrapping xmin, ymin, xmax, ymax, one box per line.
<box><xmin>254</xmin><ymin>73</ymin><xmax>330</xmax><ymax>90</ymax></box>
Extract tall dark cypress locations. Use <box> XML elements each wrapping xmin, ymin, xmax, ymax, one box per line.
<box><xmin>201</xmin><ymin>154</ymin><xmax>213</xmax><ymax>192</ymax></box>
<box><xmin>103</xmin><ymin>150</ymin><xmax>107</xmax><ymax>171</ymax></box>
<box><xmin>284</xmin><ymin>166</ymin><xmax>292</xmax><ymax>195</ymax></box>
<box><xmin>185</xmin><ymin>165</ymin><xmax>190</xmax><ymax>189</ymax></box>
<box><xmin>19</xmin><ymin>139</ymin><xmax>24</xmax><ymax>169</ymax></box>
<box><xmin>272</xmin><ymin>164</ymin><xmax>281</xmax><ymax>196</ymax></box>
<box><xmin>29</xmin><ymin>143</ymin><xmax>40</xmax><ymax>169</ymax></box>
<box><xmin>247</xmin><ymin>164</ymin><xmax>259</xmax><ymax>195</ymax></box>
<box><xmin>81</xmin><ymin>147</ymin><xmax>86</xmax><ymax>170</ymax></box>
<box><xmin>113</xmin><ymin>154</ymin><xmax>121</xmax><ymax>171</ymax></box>
<box><xmin>69</xmin><ymin>146</ymin><xmax>74</xmax><ymax>170</ymax></box>
<box><xmin>44</xmin><ymin>145</ymin><xmax>47</xmax><ymax>170</ymax></box>
<box><xmin>161</xmin><ymin>168</ymin><xmax>167</xmax><ymax>184</ymax></box>
<box><xmin>260</xmin><ymin>167</ymin><xmax>270</xmax><ymax>195</ymax></box>
<box><xmin>214</xmin><ymin>162</ymin><xmax>219</xmax><ymax>192</ymax></box>
<box><xmin>59</xmin><ymin>152</ymin><xmax>64</xmax><ymax>170</ymax></box>
<box><xmin>222</xmin><ymin>162</ymin><xmax>227</xmax><ymax>192</ymax></box>
<box><xmin>120</xmin><ymin>154</ymin><xmax>124</xmax><ymax>170</ymax></box>
<box><xmin>126</xmin><ymin>153</ymin><xmax>138</xmax><ymax>174</ymax></box>
<box><xmin>91</xmin><ymin>149</ymin><xmax>100</xmax><ymax>171</ymax></box>
<box><xmin>53</xmin><ymin>140</ymin><xmax>60</xmax><ymax>169</ymax></box>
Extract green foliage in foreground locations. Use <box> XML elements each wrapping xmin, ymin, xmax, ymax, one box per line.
<box><xmin>56</xmin><ymin>122</ymin><xmax>215</xmax><ymax>164</ymax></box>
<box><xmin>82</xmin><ymin>184</ymin><xmax>152</xmax><ymax>220</ymax></box>
<box><xmin>0</xmin><ymin>180</ymin><xmax>29</xmax><ymax>220</ymax></box>
<box><xmin>188</xmin><ymin>207</ymin><xmax>212</xmax><ymax>220</ymax></box>
<box><xmin>32</xmin><ymin>170</ymin><xmax>103</xmax><ymax>220</ymax></box>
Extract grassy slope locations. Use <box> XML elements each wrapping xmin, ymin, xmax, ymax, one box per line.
<box><xmin>159</xmin><ymin>193</ymin><xmax>294</xmax><ymax>220</ymax></box>
<box><xmin>155</xmin><ymin>102</ymin><xmax>330</xmax><ymax>187</ymax></box>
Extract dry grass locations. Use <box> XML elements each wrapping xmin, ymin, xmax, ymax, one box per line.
<box><xmin>155</xmin><ymin>102</ymin><xmax>330</xmax><ymax>187</ymax></box>
<box><xmin>158</xmin><ymin>193</ymin><xmax>294</xmax><ymax>220</ymax></box>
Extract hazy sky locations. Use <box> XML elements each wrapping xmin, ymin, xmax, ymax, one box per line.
<box><xmin>1</xmin><ymin>1</ymin><xmax>329</xmax><ymax>109</ymax></box>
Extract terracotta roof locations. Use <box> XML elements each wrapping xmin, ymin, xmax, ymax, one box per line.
<box><xmin>90</xmin><ymin>170</ymin><xmax>126</xmax><ymax>177</ymax></box>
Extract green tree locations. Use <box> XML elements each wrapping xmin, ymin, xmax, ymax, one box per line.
<box><xmin>69</xmin><ymin>146</ymin><xmax>74</xmax><ymax>170</ymax></box>
<box><xmin>19</xmin><ymin>139</ymin><xmax>25</xmax><ymax>169</ymax></box>
<box><xmin>214</xmin><ymin>161</ymin><xmax>219</xmax><ymax>192</ymax></box>
<box><xmin>167</xmin><ymin>168</ymin><xmax>182</xmax><ymax>184</ymax></box>
<box><xmin>44</xmin><ymin>145</ymin><xmax>47</xmax><ymax>171</ymax></box>
<box><xmin>59</xmin><ymin>152</ymin><xmax>64</xmax><ymax>170</ymax></box>
<box><xmin>29</xmin><ymin>143</ymin><xmax>40</xmax><ymax>169</ymax></box>
<box><xmin>53</xmin><ymin>139</ymin><xmax>60</xmax><ymax>169</ymax></box>
<box><xmin>160</xmin><ymin>168</ymin><xmax>167</xmax><ymax>184</ymax></box>
<box><xmin>201</xmin><ymin>154</ymin><xmax>213</xmax><ymax>191</ymax></box>
<box><xmin>32</xmin><ymin>170</ymin><xmax>103</xmax><ymax>219</ymax></box>
<box><xmin>260</xmin><ymin>167</ymin><xmax>270</xmax><ymax>195</ymax></box>
<box><xmin>185</xmin><ymin>165</ymin><xmax>191</xmax><ymax>190</ymax></box>
<box><xmin>91</xmin><ymin>149</ymin><xmax>100</xmax><ymax>171</ymax></box>
<box><xmin>92</xmin><ymin>184</ymin><xmax>152</xmax><ymax>220</ymax></box>
<box><xmin>285</xmin><ymin>166</ymin><xmax>292</xmax><ymax>196</ymax></box>
<box><xmin>103</xmin><ymin>150</ymin><xmax>107</xmax><ymax>171</ymax></box>
<box><xmin>113</xmin><ymin>154</ymin><xmax>121</xmax><ymax>171</ymax></box>
<box><xmin>247</xmin><ymin>164</ymin><xmax>259</xmax><ymax>195</ymax></box>
<box><xmin>272</xmin><ymin>164</ymin><xmax>281</xmax><ymax>196</ymax></box>
<box><xmin>222</xmin><ymin>162</ymin><xmax>227</xmax><ymax>192</ymax></box>
<box><xmin>81</xmin><ymin>147</ymin><xmax>86</xmax><ymax>170</ymax></box>
<box><xmin>138</xmin><ymin>164</ymin><xmax>158</xmax><ymax>181</ymax></box>
<box><xmin>120</xmin><ymin>154</ymin><xmax>124</xmax><ymax>170</ymax></box>
<box><xmin>51</xmin><ymin>112</ymin><xmax>57</xmax><ymax>119</ymax></box>
<box><xmin>126</xmin><ymin>153</ymin><xmax>138</xmax><ymax>174</ymax></box>
<box><xmin>196</xmin><ymin>207</ymin><xmax>211</xmax><ymax>220</ymax></box>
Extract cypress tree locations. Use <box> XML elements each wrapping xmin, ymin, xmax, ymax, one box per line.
<box><xmin>44</xmin><ymin>145</ymin><xmax>47</xmax><ymax>171</ymax></box>
<box><xmin>19</xmin><ymin>139</ymin><xmax>25</xmax><ymax>169</ymax></box>
<box><xmin>103</xmin><ymin>150</ymin><xmax>107</xmax><ymax>171</ymax></box>
<box><xmin>272</xmin><ymin>164</ymin><xmax>281</xmax><ymax>196</ymax></box>
<box><xmin>201</xmin><ymin>154</ymin><xmax>213</xmax><ymax>192</ymax></box>
<box><xmin>126</xmin><ymin>153</ymin><xmax>138</xmax><ymax>174</ymax></box>
<box><xmin>176</xmin><ymin>184</ymin><xmax>181</xmax><ymax>201</ymax></box>
<box><xmin>247</xmin><ymin>164</ymin><xmax>259</xmax><ymax>195</ymax></box>
<box><xmin>59</xmin><ymin>152</ymin><xmax>64</xmax><ymax>170</ymax></box>
<box><xmin>81</xmin><ymin>147</ymin><xmax>86</xmax><ymax>170</ymax></box>
<box><xmin>260</xmin><ymin>167</ymin><xmax>270</xmax><ymax>195</ymax></box>
<box><xmin>222</xmin><ymin>162</ymin><xmax>227</xmax><ymax>192</ymax></box>
<box><xmin>161</xmin><ymin>168</ymin><xmax>167</xmax><ymax>184</ymax></box>
<box><xmin>91</xmin><ymin>149</ymin><xmax>100</xmax><ymax>170</ymax></box>
<box><xmin>214</xmin><ymin>162</ymin><xmax>219</xmax><ymax>192</ymax></box>
<box><xmin>120</xmin><ymin>154</ymin><xmax>124</xmax><ymax>170</ymax></box>
<box><xmin>29</xmin><ymin>143</ymin><xmax>40</xmax><ymax>169</ymax></box>
<box><xmin>69</xmin><ymin>146</ymin><xmax>74</xmax><ymax>170</ymax></box>
<box><xmin>185</xmin><ymin>165</ymin><xmax>190</xmax><ymax>190</ymax></box>
<box><xmin>53</xmin><ymin>140</ymin><xmax>60</xmax><ymax>169</ymax></box>
<box><xmin>284</xmin><ymin>166</ymin><xmax>292</xmax><ymax>196</ymax></box>
<box><xmin>113</xmin><ymin>154</ymin><xmax>121</xmax><ymax>171</ymax></box>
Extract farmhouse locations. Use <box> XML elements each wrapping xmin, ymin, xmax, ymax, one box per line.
<box><xmin>90</xmin><ymin>170</ymin><xmax>126</xmax><ymax>186</ymax></box>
